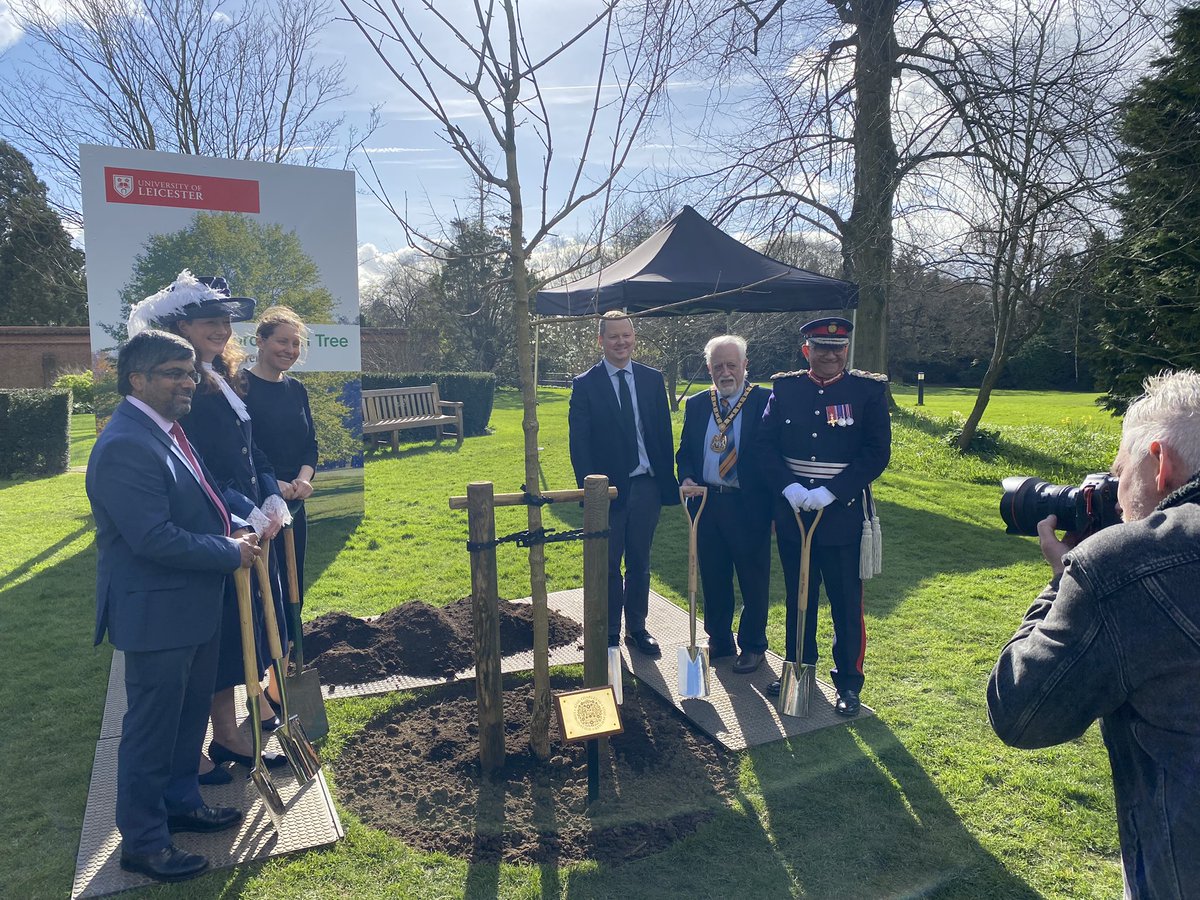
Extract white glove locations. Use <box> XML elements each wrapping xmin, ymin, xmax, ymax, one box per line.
<box><xmin>802</xmin><ymin>486</ymin><xmax>836</xmax><ymax>511</ymax></box>
<box><xmin>246</xmin><ymin>506</ymin><xmax>271</xmax><ymax>538</ymax></box>
<box><xmin>261</xmin><ymin>493</ymin><xmax>293</xmax><ymax>529</ymax></box>
<box><xmin>783</xmin><ymin>483</ymin><xmax>809</xmax><ymax>513</ymax></box>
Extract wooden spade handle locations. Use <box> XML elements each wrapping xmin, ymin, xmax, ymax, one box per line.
<box><xmin>253</xmin><ymin>543</ymin><xmax>286</xmax><ymax>663</ymax></box>
<box><xmin>282</xmin><ymin>527</ymin><xmax>301</xmax><ymax>607</ymax></box>
<box><xmin>680</xmin><ymin>485</ymin><xmax>709</xmax><ymax>598</ymax></box>
<box><xmin>234</xmin><ymin>567</ymin><xmax>261</xmax><ymax>699</ymax></box>
<box><xmin>793</xmin><ymin>507</ymin><xmax>824</xmax><ymax>663</ymax></box>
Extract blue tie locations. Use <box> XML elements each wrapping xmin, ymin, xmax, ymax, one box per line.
<box><xmin>617</xmin><ymin>369</ymin><xmax>638</xmax><ymax>471</ymax></box>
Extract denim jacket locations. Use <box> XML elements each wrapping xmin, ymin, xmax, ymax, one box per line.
<box><xmin>988</xmin><ymin>473</ymin><xmax>1200</xmax><ymax>899</ymax></box>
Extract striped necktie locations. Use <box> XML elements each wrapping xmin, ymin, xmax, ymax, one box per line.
<box><xmin>718</xmin><ymin>397</ymin><xmax>737</xmax><ymax>483</ymax></box>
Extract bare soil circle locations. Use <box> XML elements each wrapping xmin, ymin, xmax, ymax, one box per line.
<box><xmin>336</xmin><ymin>675</ymin><xmax>738</xmax><ymax>866</ymax></box>
<box><xmin>304</xmin><ymin>598</ymin><xmax>581</xmax><ymax>685</ymax></box>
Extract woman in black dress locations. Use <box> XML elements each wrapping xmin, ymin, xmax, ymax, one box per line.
<box><xmin>130</xmin><ymin>271</ymin><xmax>289</xmax><ymax>780</ymax></box>
<box><xmin>245</xmin><ymin>306</ymin><xmax>318</xmax><ymax>653</ymax></box>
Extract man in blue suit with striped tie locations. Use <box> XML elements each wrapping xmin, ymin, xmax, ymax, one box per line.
<box><xmin>87</xmin><ymin>330</ymin><xmax>260</xmax><ymax>882</ymax></box>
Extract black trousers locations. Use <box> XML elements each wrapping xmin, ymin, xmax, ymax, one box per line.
<box><xmin>608</xmin><ymin>475</ymin><xmax>662</xmax><ymax>638</ymax></box>
<box><xmin>692</xmin><ymin>490</ymin><xmax>771</xmax><ymax>654</ymax></box>
<box><xmin>117</xmin><ymin>624</ymin><xmax>221</xmax><ymax>854</ymax></box>
<box><xmin>775</xmin><ymin>516</ymin><xmax>866</xmax><ymax>694</ymax></box>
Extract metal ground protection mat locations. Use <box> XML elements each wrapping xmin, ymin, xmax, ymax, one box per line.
<box><xmin>293</xmin><ymin>588</ymin><xmax>871</xmax><ymax>751</ymax></box>
<box><xmin>77</xmin><ymin>653</ymin><xmax>343</xmax><ymax>900</ymax></box>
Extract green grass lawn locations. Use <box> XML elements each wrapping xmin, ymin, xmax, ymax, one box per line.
<box><xmin>1</xmin><ymin>386</ymin><xmax>1125</xmax><ymax>898</ymax></box>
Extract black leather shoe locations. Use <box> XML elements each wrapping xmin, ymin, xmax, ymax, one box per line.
<box><xmin>835</xmin><ymin>689</ymin><xmax>861</xmax><ymax>717</ymax></box>
<box><xmin>607</xmin><ymin>634</ymin><xmax>620</xmax><ymax>648</ymax></box>
<box><xmin>167</xmin><ymin>804</ymin><xmax>243</xmax><ymax>834</ymax></box>
<box><xmin>197</xmin><ymin>764</ymin><xmax>232</xmax><ymax>786</ymax></box>
<box><xmin>119</xmin><ymin>844</ymin><xmax>208</xmax><ymax>882</ymax></box>
<box><xmin>260</xmin><ymin>713</ymin><xmax>281</xmax><ymax>733</ymax></box>
<box><xmin>733</xmin><ymin>651</ymin><xmax>764</xmax><ymax>674</ymax></box>
<box><xmin>208</xmin><ymin>740</ymin><xmax>288</xmax><ymax>770</ymax></box>
<box><xmin>766</xmin><ymin>679</ymin><xmax>782</xmax><ymax>697</ymax></box>
<box><xmin>625</xmin><ymin>630</ymin><xmax>662</xmax><ymax>657</ymax></box>
<box><xmin>708</xmin><ymin>644</ymin><xmax>737</xmax><ymax>661</ymax></box>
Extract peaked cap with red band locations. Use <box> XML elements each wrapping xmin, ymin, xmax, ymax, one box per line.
<box><xmin>801</xmin><ymin>316</ymin><xmax>853</xmax><ymax>346</ymax></box>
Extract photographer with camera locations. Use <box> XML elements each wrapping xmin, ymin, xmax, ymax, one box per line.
<box><xmin>988</xmin><ymin>370</ymin><xmax>1200</xmax><ymax>899</ymax></box>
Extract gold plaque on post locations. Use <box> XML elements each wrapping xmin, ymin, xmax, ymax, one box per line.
<box><xmin>553</xmin><ymin>686</ymin><xmax>624</xmax><ymax>742</ymax></box>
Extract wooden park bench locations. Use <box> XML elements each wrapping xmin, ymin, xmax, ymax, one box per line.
<box><xmin>361</xmin><ymin>384</ymin><xmax>464</xmax><ymax>450</ymax></box>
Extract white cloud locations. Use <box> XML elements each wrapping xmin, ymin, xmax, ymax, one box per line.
<box><xmin>357</xmin><ymin>242</ymin><xmax>423</xmax><ymax>287</ymax></box>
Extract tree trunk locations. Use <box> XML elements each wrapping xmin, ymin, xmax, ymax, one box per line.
<box><xmin>503</xmin><ymin>6</ymin><xmax>551</xmax><ymax>760</ymax></box>
<box><xmin>842</xmin><ymin>0</ymin><xmax>899</xmax><ymax>376</ymax></box>
<box><xmin>956</xmin><ymin>352</ymin><xmax>1008</xmax><ymax>451</ymax></box>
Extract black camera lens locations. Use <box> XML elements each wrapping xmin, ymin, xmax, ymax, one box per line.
<box><xmin>999</xmin><ymin>474</ymin><xmax>1120</xmax><ymax>537</ymax></box>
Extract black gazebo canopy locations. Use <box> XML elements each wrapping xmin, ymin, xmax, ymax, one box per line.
<box><xmin>535</xmin><ymin>205</ymin><xmax>857</xmax><ymax>317</ymax></box>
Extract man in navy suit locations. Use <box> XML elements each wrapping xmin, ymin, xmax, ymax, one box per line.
<box><xmin>569</xmin><ymin>311</ymin><xmax>679</xmax><ymax>656</ymax></box>
<box><xmin>87</xmin><ymin>330</ymin><xmax>260</xmax><ymax>882</ymax></box>
<box><xmin>677</xmin><ymin>335</ymin><xmax>773</xmax><ymax>674</ymax></box>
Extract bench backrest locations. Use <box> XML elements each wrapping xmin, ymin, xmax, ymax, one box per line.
<box><xmin>362</xmin><ymin>384</ymin><xmax>441</xmax><ymax>423</ymax></box>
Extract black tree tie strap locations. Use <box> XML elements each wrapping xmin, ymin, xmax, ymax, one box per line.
<box><xmin>520</xmin><ymin>484</ymin><xmax>555</xmax><ymax>507</ymax></box>
<box><xmin>466</xmin><ymin>527</ymin><xmax>610</xmax><ymax>553</ymax></box>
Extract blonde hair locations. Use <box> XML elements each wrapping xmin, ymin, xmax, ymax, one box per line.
<box><xmin>598</xmin><ymin>310</ymin><xmax>633</xmax><ymax>336</ymax></box>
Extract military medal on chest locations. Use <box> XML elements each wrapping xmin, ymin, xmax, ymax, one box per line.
<box><xmin>826</xmin><ymin>403</ymin><xmax>854</xmax><ymax>426</ymax></box>
<box><xmin>710</xmin><ymin>384</ymin><xmax>752</xmax><ymax>451</ymax></box>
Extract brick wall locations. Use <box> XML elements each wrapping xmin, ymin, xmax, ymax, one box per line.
<box><xmin>0</xmin><ymin>327</ymin><xmax>92</xmax><ymax>388</ymax></box>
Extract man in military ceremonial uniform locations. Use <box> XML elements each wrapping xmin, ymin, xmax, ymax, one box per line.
<box><xmin>757</xmin><ymin>316</ymin><xmax>891</xmax><ymax>716</ymax></box>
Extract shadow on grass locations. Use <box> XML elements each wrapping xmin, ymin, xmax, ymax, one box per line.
<box><xmin>0</xmin><ymin>519</ymin><xmax>92</xmax><ymax>592</ymax></box>
<box><xmin>559</xmin><ymin>718</ymin><xmax>1038</xmax><ymax>899</ymax></box>
<box><xmin>645</xmin><ymin>497</ymin><xmax>1036</xmax><ymax>622</ymax></box>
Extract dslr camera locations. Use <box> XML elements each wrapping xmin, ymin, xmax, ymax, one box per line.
<box><xmin>999</xmin><ymin>473</ymin><xmax>1121</xmax><ymax>537</ymax></box>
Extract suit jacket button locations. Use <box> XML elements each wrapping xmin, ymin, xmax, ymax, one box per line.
<box><xmin>785</xmin><ymin>418</ymin><xmax>791</xmax><ymax>424</ymax></box>
<box><xmin>242</xmin><ymin>447</ymin><xmax>248</xmax><ymax>454</ymax></box>
<box><xmin>250</xmin><ymin>476</ymin><xmax>257</xmax><ymax>484</ymax></box>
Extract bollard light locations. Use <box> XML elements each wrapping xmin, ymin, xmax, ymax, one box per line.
<box><xmin>917</xmin><ymin>371</ymin><xmax>925</xmax><ymax>406</ymax></box>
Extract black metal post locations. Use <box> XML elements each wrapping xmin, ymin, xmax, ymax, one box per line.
<box><xmin>917</xmin><ymin>371</ymin><xmax>925</xmax><ymax>406</ymax></box>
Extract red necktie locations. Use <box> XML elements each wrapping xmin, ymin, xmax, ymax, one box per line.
<box><xmin>169</xmin><ymin>422</ymin><xmax>231</xmax><ymax>536</ymax></box>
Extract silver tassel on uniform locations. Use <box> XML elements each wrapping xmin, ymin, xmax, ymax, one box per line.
<box><xmin>860</xmin><ymin>488</ymin><xmax>883</xmax><ymax>579</ymax></box>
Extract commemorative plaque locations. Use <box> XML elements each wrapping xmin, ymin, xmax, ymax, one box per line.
<box><xmin>554</xmin><ymin>686</ymin><xmax>623</xmax><ymax>742</ymax></box>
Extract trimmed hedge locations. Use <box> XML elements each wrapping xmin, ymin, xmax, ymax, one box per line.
<box><xmin>0</xmin><ymin>388</ymin><xmax>71</xmax><ymax>478</ymax></box>
<box><xmin>362</xmin><ymin>372</ymin><xmax>496</xmax><ymax>438</ymax></box>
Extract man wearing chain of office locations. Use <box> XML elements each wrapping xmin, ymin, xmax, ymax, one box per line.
<box><xmin>758</xmin><ymin>316</ymin><xmax>891</xmax><ymax>716</ymax></box>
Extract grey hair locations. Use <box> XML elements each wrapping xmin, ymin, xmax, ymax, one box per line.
<box><xmin>117</xmin><ymin>330</ymin><xmax>195</xmax><ymax>396</ymax></box>
<box><xmin>598</xmin><ymin>310</ymin><xmax>633</xmax><ymax>336</ymax></box>
<box><xmin>1122</xmin><ymin>369</ymin><xmax>1200</xmax><ymax>474</ymax></box>
<box><xmin>704</xmin><ymin>334</ymin><xmax>747</xmax><ymax>365</ymax></box>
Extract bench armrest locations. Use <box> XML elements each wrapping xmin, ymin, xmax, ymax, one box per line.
<box><xmin>437</xmin><ymin>400</ymin><xmax>464</xmax><ymax>412</ymax></box>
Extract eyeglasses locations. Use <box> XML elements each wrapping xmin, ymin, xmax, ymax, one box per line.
<box><xmin>147</xmin><ymin>366</ymin><xmax>201</xmax><ymax>384</ymax></box>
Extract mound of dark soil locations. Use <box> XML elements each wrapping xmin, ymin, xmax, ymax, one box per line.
<box><xmin>336</xmin><ymin>675</ymin><xmax>737</xmax><ymax>865</ymax></box>
<box><xmin>305</xmin><ymin>599</ymin><xmax>581</xmax><ymax>685</ymax></box>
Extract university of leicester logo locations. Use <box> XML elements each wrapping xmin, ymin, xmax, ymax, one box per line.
<box><xmin>112</xmin><ymin>174</ymin><xmax>133</xmax><ymax>198</ymax></box>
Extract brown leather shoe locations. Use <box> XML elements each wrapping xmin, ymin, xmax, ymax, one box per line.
<box><xmin>732</xmin><ymin>651</ymin><xmax>764</xmax><ymax>674</ymax></box>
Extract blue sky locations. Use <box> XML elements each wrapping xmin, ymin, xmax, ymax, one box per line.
<box><xmin>0</xmin><ymin>0</ymin><xmax>719</xmax><ymax>286</ymax></box>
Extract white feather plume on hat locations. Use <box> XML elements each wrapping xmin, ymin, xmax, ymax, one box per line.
<box><xmin>126</xmin><ymin>269</ymin><xmax>255</xmax><ymax>338</ymax></box>
<box><xmin>127</xmin><ymin>270</ymin><xmax>224</xmax><ymax>338</ymax></box>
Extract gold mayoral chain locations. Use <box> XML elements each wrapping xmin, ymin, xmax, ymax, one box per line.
<box><xmin>709</xmin><ymin>384</ymin><xmax>752</xmax><ymax>453</ymax></box>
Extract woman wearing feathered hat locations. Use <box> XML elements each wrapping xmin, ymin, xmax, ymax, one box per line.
<box><xmin>128</xmin><ymin>270</ymin><xmax>291</xmax><ymax>780</ymax></box>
